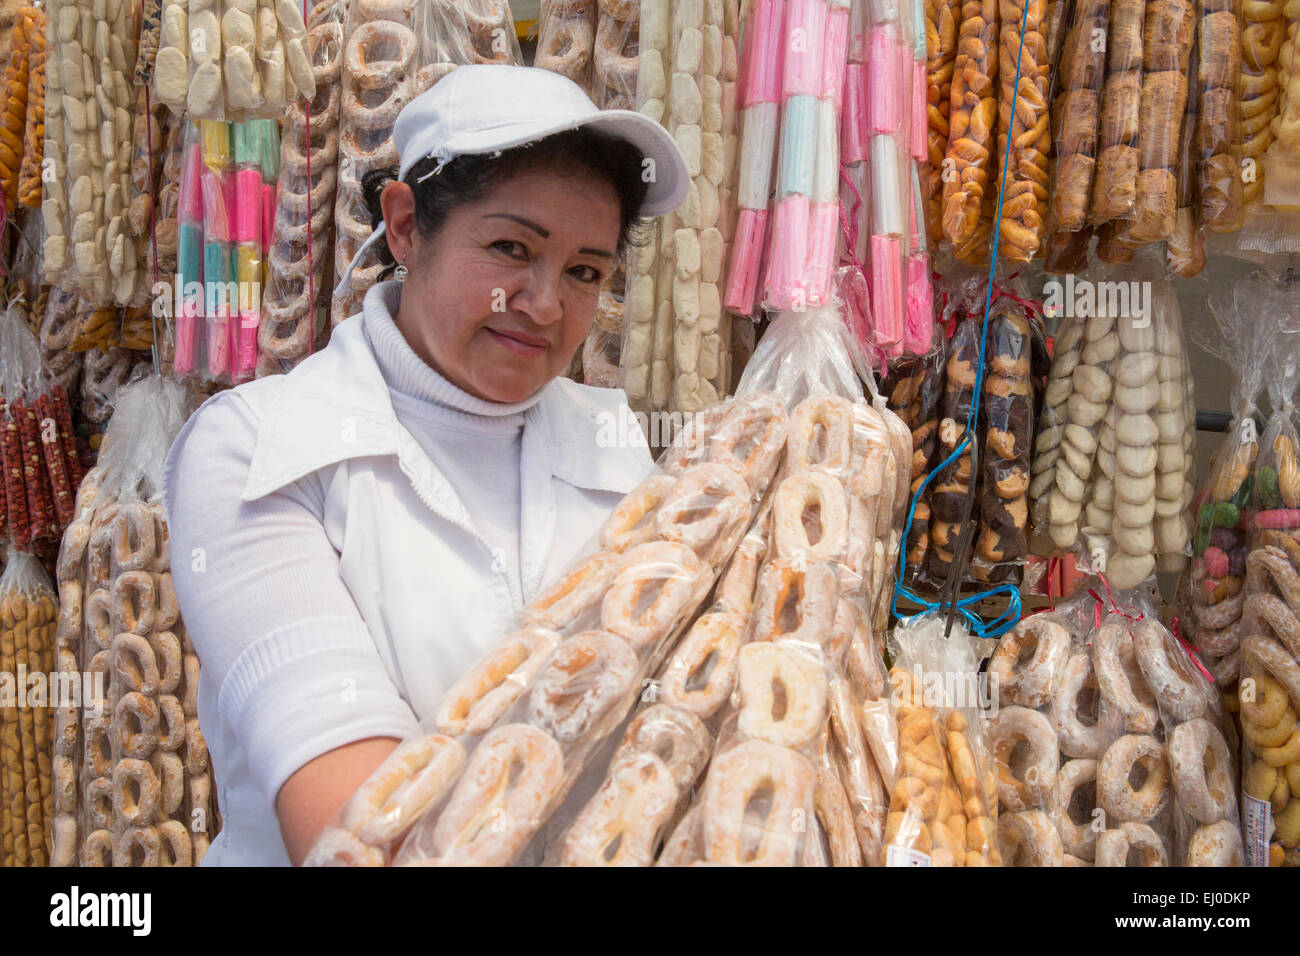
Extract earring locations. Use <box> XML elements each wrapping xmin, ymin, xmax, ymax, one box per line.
<box><xmin>394</xmin><ymin>258</ymin><xmax>408</xmax><ymax>282</ymax></box>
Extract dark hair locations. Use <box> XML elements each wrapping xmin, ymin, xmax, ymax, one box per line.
<box><xmin>361</xmin><ymin>127</ymin><xmax>653</xmax><ymax>279</ymax></box>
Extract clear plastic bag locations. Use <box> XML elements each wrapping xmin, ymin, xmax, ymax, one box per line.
<box><xmin>535</xmin><ymin>0</ymin><xmax>598</xmax><ymax>94</ymax></box>
<box><xmin>1051</xmin><ymin>0</ymin><xmax>1110</xmax><ymax>234</ymax></box>
<box><xmin>993</xmin><ymin>0</ymin><xmax>1052</xmax><ymax>260</ymax></box>
<box><xmin>886</xmin><ymin>343</ymin><xmax>946</xmax><ymax>587</ymax></box>
<box><xmin>1195</xmin><ymin>0</ymin><xmax>1244</xmax><ymax>233</ymax></box>
<box><xmin>1089</xmin><ymin>0</ymin><xmax>1144</xmax><ymax>224</ymax></box>
<box><xmin>940</xmin><ymin>0</ymin><xmax>999</xmax><ymax>262</ymax></box>
<box><xmin>1166</xmin><ymin>37</ymin><xmax>1205</xmax><ymax>277</ymax></box>
<box><xmin>924</xmin><ymin>0</ymin><xmax>962</xmax><ymax>245</ymax></box>
<box><xmin>1236</xmin><ymin>0</ymin><xmax>1285</xmax><ymax>213</ymax></box>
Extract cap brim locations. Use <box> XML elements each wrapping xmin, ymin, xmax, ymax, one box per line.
<box><xmin>434</xmin><ymin>110</ymin><xmax>689</xmax><ymax>219</ymax></box>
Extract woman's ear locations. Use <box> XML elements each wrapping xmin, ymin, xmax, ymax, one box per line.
<box><xmin>380</xmin><ymin>181</ymin><xmax>418</xmax><ymax>265</ymax></box>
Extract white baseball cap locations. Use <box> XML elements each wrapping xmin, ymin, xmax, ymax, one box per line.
<box><xmin>333</xmin><ymin>64</ymin><xmax>688</xmax><ymax>296</ymax></box>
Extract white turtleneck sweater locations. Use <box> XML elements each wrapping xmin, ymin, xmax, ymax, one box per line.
<box><xmin>363</xmin><ymin>291</ymin><xmax>535</xmax><ymax>607</ymax></box>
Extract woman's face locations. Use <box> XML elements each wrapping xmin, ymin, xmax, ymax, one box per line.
<box><xmin>382</xmin><ymin>165</ymin><xmax>621</xmax><ymax>403</ymax></box>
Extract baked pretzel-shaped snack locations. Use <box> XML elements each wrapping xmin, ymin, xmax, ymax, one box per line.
<box><xmin>653</xmin><ymin>463</ymin><xmax>750</xmax><ymax>562</ymax></box>
<box><xmin>561</xmin><ymin>751</ymin><xmax>677</xmax><ymax>866</ymax></box>
<box><xmin>433</xmin><ymin>625</ymin><xmax>560</xmax><ymax>736</ymax></box>
<box><xmin>1089</xmin><ymin>0</ymin><xmax>1144</xmax><ymax>222</ymax></box>
<box><xmin>536</xmin><ymin>2</ymin><xmax>596</xmax><ymax>85</ymax></box>
<box><xmin>736</xmin><ymin>641</ymin><xmax>829</xmax><ymax>750</ymax></box>
<box><xmin>526</xmin><ymin>630</ymin><xmax>639</xmax><ymax>743</ymax></box>
<box><xmin>658</xmin><ymin>609</ymin><xmax>746</xmax><ymax>718</ymax></box>
<box><xmin>426</xmin><ymin>723</ymin><xmax>565</xmax><ymax>866</ymax></box>
<box><xmin>942</xmin><ymin>0</ymin><xmax>1000</xmax><ymax>261</ymax></box>
<box><xmin>701</xmin><ymin>739</ymin><xmax>817</xmax><ymax>865</ymax></box>
<box><xmin>600</xmin><ymin>541</ymin><xmax>704</xmax><ymax>648</ymax></box>
<box><xmin>926</xmin><ymin>0</ymin><xmax>963</xmax><ymax>242</ymax></box>
<box><xmin>612</xmin><ymin>703</ymin><xmax>712</xmax><ymax>792</ymax></box>
<box><xmin>339</xmin><ymin>734</ymin><xmax>467</xmax><ymax>846</ymax></box>
<box><xmin>1196</xmin><ymin>0</ymin><xmax>1243</xmax><ymax>230</ymax></box>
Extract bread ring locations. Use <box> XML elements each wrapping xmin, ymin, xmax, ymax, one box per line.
<box><xmin>653</xmin><ymin>462</ymin><xmax>750</xmax><ymax>561</ymax></box>
<box><xmin>1133</xmin><ymin>619</ymin><xmax>1207</xmax><ymax>722</ymax></box>
<box><xmin>1092</xmin><ymin>620</ymin><xmax>1159</xmax><ymax>733</ymax></box>
<box><xmin>109</xmin><ymin>570</ymin><xmax>157</xmax><ymax>635</ymax></box>
<box><xmin>611</xmin><ymin>703</ymin><xmax>711</xmax><ymax>792</ymax></box>
<box><xmin>751</xmin><ymin>558</ymin><xmax>838</xmax><ymax>645</ymax></box>
<box><xmin>340</xmin><ymin>734</ymin><xmax>467</xmax><ymax>845</ymax></box>
<box><xmin>344</xmin><ymin>21</ymin><xmax>416</xmax><ymax>90</ymax></box>
<box><xmin>773</xmin><ymin>470</ymin><xmax>850</xmax><ymax>563</ymax></box>
<box><xmin>428</xmin><ymin>723</ymin><xmax>565</xmax><ymax>866</ymax></box>
<box><xmin>561</xmin><ymin>752</ymin><xmax>678</xmax><ymax>866</ymax></box>
<box><xmin>594</xmin><ymin>15</ymin><xmax>638</xmax><ymax>94</ymax></box>
<box><xmin>662</xmin><ymin>403</ymin><xmax>732</xmax><ymax>475</ymax></box>
<box><xmin>989</xmin><ymin>616</ymin><xmax>1070</xmax><ymax>708</ymax></box>
<box><xmin>716</xmin><ymin>526</ymin><xmax>768</xmax><ymax>616</ymax></box>
<box><xmin>1095</xmin><ymin>821</ymin><xmax>1168</xmax><ymax>866</ymax></box>
<box><xmin>988</xmin><ymin>706</ymin><xmax>1059</xmax><ymax>811</ymax></box>
<box><xmin>83</xmin><ymin>717</ymin><xmax>115</xmax><ymax>779</ymax></box>
<box><xmin>304</xmin><ymin>826</ymin><xmax>388</xmax><ymax>866</ymax></box>
<box><xmin>658</xmin><ymin>610</ymin><xmax>745</xmax><ymax>719</ymax></box>
<box><xmin>1246</xmin><ymin>592</ymin><xmax>1300</xmax><ymax>660</ymax></box>
<box><xmin>997</xmin><ymin>810</ymin><xmax>1065</xmax><ymax>867</ymax></box>
<box><xmin>85</xmin><ymin>588</ymin><xmax>114</xmax><ymax>650</ymax></box>
<box><xmin>1169</xmin><ymin>718</ymin><xmax>1236</xmax><ymax>824</ymax></box>
<box><xmin>158</xmin><ymin>820</ymin><xmax>193</xmax><ymax>867</ymax></box>
<box><xmin>737</xmin><ymin>641</ymin><xmax>829</xmax><ymax>750</ymax></box>
<box><xmin>185</xmin><ymin>718</ymin><xmax>209</xmax><ymax>775</ymax></box>
<box><xmin>599</xmin><ymin>474</ymin><xmax>676</xmax><ymax>552</ymax></box>
<box><xmin>153</xmin><ymin>751</ymin><xmax>184</xmax><ymax>814</ymax></box>
<box><xmin>1187</xmin><ymin>819</ymin><xmax>1244</xmax><ymax>866</ymax></box>
<box><xmin>814</xmin><ymin>763</ymin><xmax>863</xmax><ymax>867</ymax></box>
<box><xmin>1058</xmin><ymin>759</ymin><xmax>1100</xmax><ymax>860</ymax></box>
<box><xmin>701</xmin><ymin>740</ymin><xmax>816</xmax><ymax>865</ymax></box>
<box><xmin>1242</xmin><ymin>672</ymin><xmax>1291</xmax><ymax>727</ymax></box>
<box><xmin>111</xmin><ymin>502</ymin><xmax>157</xmax><ymax>571</ymax></box>
<box><xmin>114</xmin><ymin>826</ymin><xmax>161</xmax><ymax>867</ymax></box>
<box><xmin>112</xmin><ymin>633</ymin><xmax>160</xmax><ymax>696</ymax></box>
<box><xmin>1244</xmin><ymin>706</ymin><xmax>1295</xmax><ymax>748</ymax></box>
<box><xmin>112</xmin><ymin>757</ymin><xmax>161</xmax><ymax>827</ymax></box>
<box><xmin>600</xmin><ymin>541</ymin><xmax>704</xmax><ymax>649</ymax></box>
<box><xmin>434</xmin><ymin>626</ymin><xmax>560</xmax><ymax>736</ymax></box>
<box><xmin>1099</xmin><ymin>735</ymin><xmax>1170</xmax><ymax>823</ymax></box>
<box><xmin>524</xmin><ymin>550</ymin><xmax>619</xmax><ymax>630</ymax></box>
<box><xmin>115</xmin><ymin>691</ymin><xmax>160</xmax><ymax>759</ymax></box>
<box><xmin>526</xmin><ymin>631</ymin><xmax>638</xmax><ymax>743</ymax></box>
<box><xmin>708</xmin><ymin>393</ymin><xmax>789</xmax><ymax>492</ymax></box>
<box><xmin>81</xmin><ymin>829</ymin><xmax>115</xmax><ymax>867</ymax></box>
<box><xmin>787</xmin><ymin>395</ymin><xmax>855</xmax><ymax>475</ymax></box>
<box><xmin>147</xmin><ymin>630</ymin><xmax>183</xmax><ymax>697</ymax></box>
<box><xmin>537</xmin><ymin>15</ymin><xmax>594</xmax><ymax>82</ymax></box>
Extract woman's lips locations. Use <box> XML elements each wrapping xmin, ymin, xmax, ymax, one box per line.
<box><xmin>486</xmin><ymin>327</ymin><xmax>549</xmax><ymax>356</ymax></box>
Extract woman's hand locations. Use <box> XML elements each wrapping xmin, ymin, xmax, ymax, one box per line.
<box><xmin>277</xmin><ymin>736</ymin><xmax>402</xmax><ymax>865</ymax></box>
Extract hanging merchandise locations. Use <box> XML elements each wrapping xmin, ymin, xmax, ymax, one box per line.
<box><xmin>535</xmin><ymin>0</ymin><xmax>598</xmax><ymax>94</ymax></box>
<box><xmin>1177</xmin><ymin>277</ymin><xmax>1275</xmax><ymax>691</ymax></box>
<box><xmin>1088</xmin><ymin>0</ymin><xmax>1142</xmax><ymax>227</ymax></box>
<box><xmin>621</xmin><ymin>0</ymin><xmax>741</xmax><ymax>413</ymax></box>
<box><xmin>0</xmin><ymin>4</ymin><xmax>34</xmax><ymax>213</ymax></box>
<box><xmin>885</xmin><ymin>342</ymin><xmax>945</xmax><ymax>586</ymax></box>
<box><xmin>152</xmin><ymin>0</ymin><xmax>316</xmax><ymax>121</ymax></box>
<box><xmin>329</xmin><ymin>0</ymin><xmax>524</xmax><ymax>325</ymax></box>
<box><xmin>1236</xmin><ymin>0</ymin><xmax>1284</xmax><ymax>213</ymax></box>
<box><xmin>941</xmin><ymin>0</ymin><xmax>998</xmax><ymax>262</ymax></box>
<box><xmin>50</xmin><ymin>375</ymin><xmax>218</xmax><ymax>867</ymax></box>
<box><xmin>13</xmin><ymin>4</ymin><xmax>42</xmax><ymax>211</ymax></box>
<box><xmin>923</xmin><ymin>0</ymin><xmax>960</xmax><ymax>245</ymax></box>
<box><xmin>1194</xmin><ymin>0</ymin><xmax>1242</xmax><ymax>235</ymax></box>
<box><xmin>1167</xmin><ymin>38</ymin><xmax>1205</xmax><ymax>277</ymax></box>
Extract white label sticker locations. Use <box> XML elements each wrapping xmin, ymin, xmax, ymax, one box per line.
<box><xmin>1242</xmin><ymin>791</ymin><xmax>1272</xmax><ymax>867</ymax></box>
<box><xmin>885</xmin><ymin>845</ymin><xmax>931</xmax><ymax>867</ymax></box>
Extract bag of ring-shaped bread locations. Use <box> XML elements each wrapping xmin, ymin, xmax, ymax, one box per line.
<box><xmin>1239</xmin><ymin>293</ymin><xmax>1300</xmax><ymax>867</ymax></box>
<box><xmin>569</xmin><ymin>302</ymin><xmax>906</xmax><ymax>867</ymax></box>
<box><xmin>305</xmin><ymin>388</ymin><xmax>791</xmax><ymax>866</ymax></box>
<box><xmin>1176</xmin><ymin>280</ymin><xmax>1275</xmax><ymax>695</ymax></box>
<box><xmin>882</xmin><ymin>613</ymin><xmax>1000</xmax><ymax>867</ymax></box>
<box><xmin>1087</xmin><ymin>586</ymin><xmax>1241</xmax><ymax>867</ymax></box>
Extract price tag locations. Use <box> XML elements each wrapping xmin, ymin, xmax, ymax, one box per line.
<box><xmin>1242</xmin><ymin>791</ymin><xmax>1272</xmax><ymax>867</ymax></box>
<box><xmin>885</xmin><ymin>845</ymin><xmax>931</xmax><ymax>867</ymax></box>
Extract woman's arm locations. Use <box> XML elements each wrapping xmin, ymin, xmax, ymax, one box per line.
<box><xmin>276</xmin><ymin>736</ymin><xmax>402</xmax><ymax>865</ymax></box>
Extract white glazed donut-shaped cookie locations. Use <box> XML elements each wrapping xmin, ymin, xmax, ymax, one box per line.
<box><xmin>653</xmin><ymin>462</ymin><xmax>750</xmax><ymax>561</ymax></box>
<box><xmin>772</xmin><ymin>470</ymin><xmax>850</xmax><ymax>563</ymax></box>
<box><xmin>599</xmin><ymin>474</ymin><xmax>676</xmax><ymax>552</ymax></box>
<box><xmin>716</xmin><ymin>525</ymin><xmax>768</xmax><ymax>616</ymax></box>
<box><xmin>707</xmin><ymin>394</ymin><xmax>788</xmax><ymax>493</ymax></box>
<box><xmin>751</xmin><ymin>558</ymin><xmax>838</xmax><ymax>645</ymax></box>
<box><xmin>701</xmin><ymin>739</ymin><xmax>816</xmax><ymax>865</ymax></box>
<box><xmin>1095</xmin><ymin>822</ymin><xmax>1168</xmax><ymax>867</ymax></box>
<box><xmin>340</xmin><ymin>734</ymin><xmax>467</xmax><ymax>845</ymax></box>
<box><xmin>1186</xmin><ymin>819</ymin><xmax>1244</xmax><ymax>866</ymax></box>
<box><xmin>523</xmin><ymin>550</ymin><xmax>619</xmax><ymax>630</ymax></box>
<box><xmin>1168</xmin><ymin>718</ymin><xmax>1236</xmax><ymax>825</ymax></box>
<box><xmin>526</xmin><ymin>631</ymin><xmax>638</xmax><ymax>744</ymax></box>
<box><xmin>736</xmin><ymin>641</ymin><xmax>828</xmax><ymax>750</ymax></box>
<box><xmin>1133</xmin><ymin>619</ymin><xmax>1207</xmax><ymax>722</ymax></box>
<box><xmin>786</xmin><ymin>395</ymin><xmax>855</xmax><ymax>474</ymax></box>
<box><xmin>434</xmin><ymin>626</ymin><xmax>561</xmax><ymax>736</ymax></box>
<box><xmin>600</xmin><ymin>541</ymin><xmax>704</xmax><ymax>648</ymax></box>
<box><xmin>1092</xmin><ymin>620</ymin><xmax>1159</xmax><ymax>733</ymax></box>
<box><xmin>1058</xmin><ymin>759</ymin><xmax>1099</xmax><ymax>861</ymax></box>
<box><xmin>661</xmin><ymin>403</ymin><xmax>732</xmax><ymax>475</ymax></box>
<box><xmin>611</xmin><ymin>703</ymin><xmax>711</xmax><ymax>792</ymax></box>
<box><xmin>1052</xmin><ymin>651</ymin><xmax>1110</xmax><ymax>759</ymax></box>
<box><xmin>428</xmin><ymin>723</ymin><xmax>565</xmax><ymax>866</ymax></box>
<box><xmin>1099</xmin><ymin>735</ymin><xmax>1170</xmax><ymax>823</ymax></box>
<box><xmin>344</xmin><ymin>21</ymin><xmax>416</xmax><ymax>90</ymax></box>
<box><xmin>989</xmin><ymin>616</ymin><xmax>1071</xmax><ymax>708</ymax></box>
<box><xmin>997</xmin><ymin>810</ymin><xmax>1065</xmax><ymax>867</ymax></box>
<box><xmin>658</xmin><ymin>610</ymin><xmax>746</xmax><ymax>719</ymax></box>
<box><xmin>561</xmin><ymin>752</ymin><xmax>677</xmax><ymax>866</ymax></box>
<box><xmin>988</xmin><ymin>706</ymin><xmax>1059</xmax><ymax>811</ymax></box>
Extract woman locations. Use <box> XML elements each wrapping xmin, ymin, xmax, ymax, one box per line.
<box><xmin>161</xmin><ymin>65</ymin><xmax>688</xmax><ymax>865</ymax></box>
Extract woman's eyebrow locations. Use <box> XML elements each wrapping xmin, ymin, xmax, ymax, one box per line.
<box><xmin>484</xmin><ymin>212</ymin><xmax>613</xmax><ymax>259</ymax></box>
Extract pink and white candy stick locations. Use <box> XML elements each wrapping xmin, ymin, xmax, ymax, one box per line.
<box><xmin>905</xmin><ymin>164</ymin><xmax>934</xmax><ymax>353</ymax></box>
<box><xmin>804</xmin><ymin>0</ymin><xmax>851</xmax><ymax>307</ymax></box>
<box><xmin>723</xmin><ymin>0</ymin><xmax>785</xmax><ymax>315</ymax></box>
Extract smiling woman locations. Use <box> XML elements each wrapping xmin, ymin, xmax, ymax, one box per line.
<box><xmin>159</xmin><ymin>65</ymin><xmax>689</xmax><ymax>866</ymax></box>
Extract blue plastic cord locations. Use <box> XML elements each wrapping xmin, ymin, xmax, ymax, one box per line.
<box><xmin>890</xmin><ymin>0</ymin><xmax>1035</xmax><ymax>641</ymax></box>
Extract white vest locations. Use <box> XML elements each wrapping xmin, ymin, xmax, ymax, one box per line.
<box><xmin>183</xmin><ymin>316</ymin><xmax>652</xmax><ymax>865</ymax></box>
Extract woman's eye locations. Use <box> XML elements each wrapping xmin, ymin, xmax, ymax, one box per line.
<box><xmin>570</xmin><ymin>265</ymin><xmax>602</xmax><ymax>283</ymax></box>
<box><xmin>492</xmin><ymin>240</ymin><xmax>527</xmax><ymax>258</ymax></box>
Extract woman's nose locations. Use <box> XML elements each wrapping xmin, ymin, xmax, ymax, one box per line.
<box><xmin>510</xmin><ymin>265</ymin><xmax>565</xmax><ymax>326</ymax></box>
